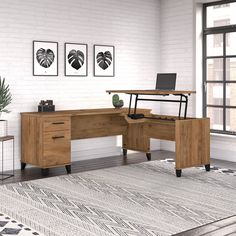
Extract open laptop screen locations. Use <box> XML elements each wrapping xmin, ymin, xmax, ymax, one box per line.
<box><xmin>155</xmin><ymin>73</ymin><xmax>176</xmax><ymax>90</ymax></box>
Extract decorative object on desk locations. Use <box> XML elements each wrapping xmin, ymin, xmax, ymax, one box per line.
<box><xmin>112</xmin><ymin>94</ymin><xmax>124</xmax><ymax>108</ymax></box>
<box><xmin>0</xmin><ymin>77</ymin><xmax>12</xmax><ymax>137</ymax></box>
<box><xmin>65</xmin><ymin>43</ymin><xmax>88</xmax><ymax>76</ymax></box>
<box><xmin>33</xmin><ymin>40</ymin><xmax>58</xmax><ymax>76</ymax></box>
<box><xmin>38</xmin><ymin>100</ymin><xmax>55</xmax><ymax>112</ymax></box>
<box><xmin>94</xmin><ymin>45</ymin><xmax>115</xmax><ymax>77</ymax></box>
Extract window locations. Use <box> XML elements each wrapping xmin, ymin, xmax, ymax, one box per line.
<box><xmin>213</xmin><ymin>3</ymin><xmax>230</xmax><ymax>8</ymax></box>
<box><xmin>203</xmin><ymin>0</ymin><xmax>236</xmax><ymax>135</ymax></box>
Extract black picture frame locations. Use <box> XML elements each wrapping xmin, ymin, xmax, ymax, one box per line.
<box><xmin>33</xmin><ymin>40</ymin><xmax>58</xmax><ymax>76</ymax></box>
<box><xmin>65</xmin><ymin>43</ymin><xmax>88</xmax><ymax>77</ymax></box>
<box><xmin>94</xmin><ymin>45</ymin><xmax>115</xmax><ymax>77</ymax></box>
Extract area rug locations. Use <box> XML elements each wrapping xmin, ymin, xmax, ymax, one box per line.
<box><xmin>0</xmin><ymin>160</ymin><xmax>235</xmax><ymax>236</ymax></box>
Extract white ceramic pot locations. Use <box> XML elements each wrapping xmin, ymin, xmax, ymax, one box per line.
<box><xmin>0</xmin><ymin>120</ymin><xmax>7</xmax><ymax>137</ymax></box>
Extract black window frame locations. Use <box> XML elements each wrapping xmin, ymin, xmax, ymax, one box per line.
<box><xmin>203</xmin><ymin>0</ymin><xmax>236</xmax><ymax>135</ymax></box>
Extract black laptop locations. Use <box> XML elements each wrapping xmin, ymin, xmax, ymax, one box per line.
<box><xmin>155</xmin><ymin>73</ymin><xmax>176</xmax><ymax>90</ymax></box>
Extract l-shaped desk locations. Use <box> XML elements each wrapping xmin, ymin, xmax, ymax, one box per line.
<box><xmin>21</xmin><ymin>90</ymin><xmax>210</xmax><ymax>177</ymax></box>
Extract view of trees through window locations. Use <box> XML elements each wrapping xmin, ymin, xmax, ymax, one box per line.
<box><xmin>203</xmin><ymin>1</ymin><xmax>236</xmax><ymax>134</ymax></box>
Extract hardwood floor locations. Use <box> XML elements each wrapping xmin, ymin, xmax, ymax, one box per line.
<box><xmin>1</xmin><ymin>150</ymin><xmax>236</xmax><ymax>235</ymax></box>
<box><xmin>173</xmin><ymin>215</ymin><xmax>236</xmax><ymax>236</ymax></box>
<box><xmin>0</xmin><ymin>150</ymin><xmax>167</xmax><ymax>185</ymax></box>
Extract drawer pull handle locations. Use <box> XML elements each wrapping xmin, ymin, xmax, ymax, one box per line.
<box><xmin>52</xmin><ymin>136</ymin><xmax>65</xmax><ymax>139</ymax></box>
<box><xmin>52</xmin><ymin>122</ymin><xmax>65</xmax><ymax>125</ymax></box>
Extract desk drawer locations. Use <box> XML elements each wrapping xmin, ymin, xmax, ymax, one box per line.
<box><xmin>43</xmin><ymin>130</ymin><xmax>70</xmax><ymax>143</ymax></box>
<box><xmin>42</xmin><ymin>130</ymin><xmax>71</xmax><ymax>167</ymax></box>
<box><xmin>42</xmin><ymin>141</ymin><xmax>71</xmax><ymax>167</ymax></box>
<box><xmin>43</xmin><ymin>117</ymin><xmax>70</xmax><ymax>132</ymax></box>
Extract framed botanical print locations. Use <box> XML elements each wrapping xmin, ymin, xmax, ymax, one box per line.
<box><xmin>65</xmin><ymin>43</ymin><xmax>88</xmax><ymax>76</ymax></box>
<box><xmin>33</xmin><ymin>40</ymin><xmax>58</xmax><ymax>76</ymax></box>
<box><xmin>94</xmin><ymin>45</ymin><xmax>115</xmax><ymax>77</ymax></box>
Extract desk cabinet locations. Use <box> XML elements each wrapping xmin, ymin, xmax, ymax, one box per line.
<box><xmin>21</xmin><ymin>115</ymin><xmax>71</xmax><ymax>173</ymax></box>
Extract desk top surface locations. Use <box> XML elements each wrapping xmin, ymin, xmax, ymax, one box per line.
<box><xmin>106</xmin><ymin>90</ymin><xmax>196</xmax><ymax>95</ymax></box>
<box><xmin>21</xmin><ymin>108</ymin><xmax>151</xmax><ymax>117</ymax></box>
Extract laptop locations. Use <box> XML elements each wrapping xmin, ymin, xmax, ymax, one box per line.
<box><xmin>155</xmin><ymin>73</ymin><xmax>176</xmax><ymax>90</ymax></box>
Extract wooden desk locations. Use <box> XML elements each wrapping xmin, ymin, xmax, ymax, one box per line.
<box><xmin>21</xmin><ymin>108</ymin><xmax>210</xmax><ymax>177</ymax></box>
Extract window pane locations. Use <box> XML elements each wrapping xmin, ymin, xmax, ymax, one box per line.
<box><xmin>226</xmin><ymin>32</ymin><xmax>236</xmax><ymax>55</ymax></box>
<box><xmin>207</xmin><ymin>58</ymin><xmax>223</xmax><ymax>81</ymax></box>
<box><xmin>207</xmin><ymin>83</ymin><xmax>223</xmax><ymax>105</ymax></box>
<box><xmin>226</xmin><ymin>83</ymin><xmax>236</xmax><ymax>106</ymax></box>
<box><xmin>226</xmin><ymin>109</ymin><xmax>236</xmax><ymax>131</ymax></box>
<box><xmin>226</xmin><ymin>58</ymin><xmax>236</xmax><ymax>81</ymax></box>
<box><xmin>206</xmin><ymin>2</ymin><xmax>236</xmax><ymax>28</ymax></box>
<box><xmin>207</xmin><ymin>34</ymin><xmax>223</xmax><ymax>56</ymax></box>
<box><xmin>207</xmin><ymin>107</ymin><xmax>223</xmax><ymax>130</ymax></box>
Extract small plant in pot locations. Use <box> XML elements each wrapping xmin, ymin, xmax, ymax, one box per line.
<box><xmin>112</xmin><ymin>94</ymin><xmax>124</xmax><ymax>109</ymax></box>
<box><xmin>0</xmin><ymin>76</ymin><xmax>12</xmax><ymax>137</ymax></box>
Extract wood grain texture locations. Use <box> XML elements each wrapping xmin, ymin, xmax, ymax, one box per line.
<box><xmin>123</xmin><ymin>123</ymin><xmax>150</xmax><ymax>152</ymax></box>
<box><xmin>175</xmin><ymin>118</ymin><xmax>210</xmax><ymax>169</ymax></box>
<box><xmin>21</xmin><ymin>108</ymin><xmax>151</xmax><ymax>117</ymax></box>
<box><xmin>42</xmin><ymin>117</ymin><xmax>70</xmax><ymax>132</ymax></box>
<box><xmin>21</xmin><ymin>108</ymin><xmax>210</xmax><ymax>174</ymax></box>
<box><xmin>42</xmin><ymin>141</ymin><xmax>71</xmax><ymax>167</ymax></box>
<box><xmin>144</xmin><ymin>120</ymin><xmax>175</xmax><ymax>141</ymax></box>
<box><xmin>21</xmin><ymin>115</ymin><xmax>39</xmax><ymax>166</ymax></box>
<box><xmin>106</xmin><ymin>90</ymin><xmax>196</xmax><ymax>95</ymax></box>
<box><xmin>71</xmin><ymin>114</ymin><xmax>127</xmax><ymax>140</ymax></box>
<box><xmin>21</xmin><ymin>108</ymin><xmax>151</xmax><ymax>170</ymax></box>
<box><xmin>21</xmin><ymin>114</ymin><xmax>71</xmax><ymax>168</ymax></box>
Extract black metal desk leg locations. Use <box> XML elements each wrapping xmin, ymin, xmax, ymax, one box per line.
<box><xmin>65</xmin><ymin>165</ymin><xmax>71</xmax><ymax>174</ymax></box>
<box><xmin>123</xmin><ymin>149</ymin><xmax>127</xmax><ymax>158</ymax></box>
<box><xmin>128</xmin><ymin>94</ymin><xmax>133</xmax><ymax>116</ymax></box>
<box><xmin>134</xmin><ymin>94</ymin><xmax>138</xmax><ymax>115</ymax></box>
<box><xmin>176</xmin><ymin>169</ymin><xmax>182</xmax><ymax>177</ymax></box>
<box><xmin>178</xmin><ymin>95</ymin><xmax>183</xmax><ymax>119</ymax></box>
<box><xmin>205</xmin><ymin>164</ymin><xmax>210</xmax><ymax>171</ymax></box>
<box><xmin>184</xmin><ymin>95</ymin><xmax>188</xmax><ymax>119</ymax></box>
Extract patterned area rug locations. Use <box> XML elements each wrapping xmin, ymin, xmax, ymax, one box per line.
<box><xmin>0</xmin><ymin>160</ymin><xmax>235</xmax><ymax>236</ymax></box>
<box><xmin>0</xmin><ymin>213</ymin><xmax>41</xmax><ymax>236</ymax></box>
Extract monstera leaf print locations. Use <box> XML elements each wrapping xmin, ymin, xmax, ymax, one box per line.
<box><xmin>67</xmin><ymin>50</ymin><xmax>84</xmax><ymax>70</ymax></box>
<box><xmin>36</xmin><ymin>48</ymin><xmax>55</xmax><ymax>68</ymax></box>
<box><xmin>96</xmin><ymin>51</ymin><xmax>112</xmax><ymax>70</ymax></box>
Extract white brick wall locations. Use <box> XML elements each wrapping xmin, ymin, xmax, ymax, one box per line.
<box><xmin>0</xmin><ymin>0</ymin><xmax>161</xmax><ymax>170</ymax></box>
<box><xmin>160</xmin><ymin>0</ymin><xmax>195</xmax><ymax>116</ymax></box>
<box><xmin>160</xmin><ymin>0</ymin><xmax>236</xmax><ymax>162</ymax></box>
<box><xmin>159</xmin><ymin>0</ymin><xmax>195</xmax><ymax>151</ymax></box>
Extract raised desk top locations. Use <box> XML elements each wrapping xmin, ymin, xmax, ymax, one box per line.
<box><xmin>106</xmin><ymin>90</ymin><xmax>196</xmax><ymax>95</ymax></box>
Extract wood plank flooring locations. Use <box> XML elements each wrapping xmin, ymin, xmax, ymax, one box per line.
<box><xmin>0</xmin><ymin>150</ymin><xmax>236</xmax><ymax>235</ymax></box>
<box><xmin>173</xmin><ymin>215</ymin><xmax>236</xmax><ymax>236</ymax></box>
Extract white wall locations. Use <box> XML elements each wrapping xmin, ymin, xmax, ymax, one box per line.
<box><xmin>159</xmin><ymin>0</ymin><xmax>195</xmax><ymax>151</ymax></box>
<box><xmin>160</xmin><ymin>0</ymin><xmax>236</xmax><ymax>163</ymax></box>
<box><xmin>0</xmin><ymin>0</ymin><xmax>161</xmax><ymax>170</ymax></box>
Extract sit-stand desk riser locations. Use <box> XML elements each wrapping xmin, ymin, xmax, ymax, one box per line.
<box><xmin>106</xmin><ymin>90</ymin><xmax>196</xmax><ymax>119</ymax></box>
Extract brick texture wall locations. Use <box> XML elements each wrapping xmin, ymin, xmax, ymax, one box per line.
<box><xmin>0</xmin><ymin>0</ymin><xmax>161</xmax><ymax>169</ymax></box>
<box><xmin>159</xmin><ymin>0</ymin><xmax>195</xmax><ymax>151</ymax></box>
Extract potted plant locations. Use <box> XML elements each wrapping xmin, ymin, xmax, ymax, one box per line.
<box><xmin>0</xmin><ymin>76</ymin><xmax>12</xmax><ymax>137</ymax></box>
<box><xmin>112</xmin><ymin>94</ymin><xmax>124</xmax><ymax>109</ymax></box>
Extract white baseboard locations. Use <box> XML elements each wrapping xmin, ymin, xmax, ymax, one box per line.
<box><xmin>72</xmin><ymin>146</ymin><xmax>121</xmax><ymax>161</ymax></box>
<box><xmin>160</xmin><ymin>137</ymin><xmax>236</xmax><ymax>163</ymax></box>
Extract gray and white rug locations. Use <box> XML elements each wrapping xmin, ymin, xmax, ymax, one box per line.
<box><xmin>0</xmin><ymin>160</ymin><xmax>235</xmax><ymax>236</ymax></box>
